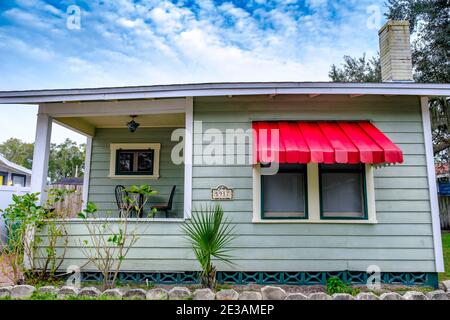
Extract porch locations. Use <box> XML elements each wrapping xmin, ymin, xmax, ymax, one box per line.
<box><xmin>31</xmin><ymin>98</ymin><xmax>193</xmax><ymax>220</ymax></box>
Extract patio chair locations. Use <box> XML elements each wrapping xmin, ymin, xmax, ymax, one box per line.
<box><xmin>151</xmin><ymin>185</ymin><xmax>176</xmax><ymax>218</ymax></box>
<box><xmin>115</xmin><ymin>185</ymin><xmax>145</xmax><ymax>218</ymax></box>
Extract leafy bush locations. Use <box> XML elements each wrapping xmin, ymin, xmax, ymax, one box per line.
<box><xmin>326</xmin><ymin>277</ymin><xmax>360</xmax><ymax>296</ymax></box>
<box><xmin>0</xmin><ymin>193</ymin><xmax>43</xmax><ymax>283</ymax></box>
<box><xmin>78</xmin><ymin>184</ymin><xmax>156</xmax><ymax>290</ymax></box>
<box><xmin>0</xmin><ymin>189</ymin><xmax>75</xmax><ymax>284</ymax></box>
<box><xmin>181</xmin><ymin>204</ymin><xmax>235</xmax><ymax>289</ymax></box>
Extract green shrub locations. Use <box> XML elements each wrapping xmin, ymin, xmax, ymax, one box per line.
<box><xmin>181</xmin><ymin>204</ymin><xmax>235</xmax><ymax>289</ymax></box>
<box><xmin>326</xmin><ymin>277</ymin><xmax>360</xmax><ymax>296</ymax></box>
<box><xmin>78</xmin><ymin>185</ymin><xmax>157</xmax><ymax>290</ymax></box>
<box><xmin>0</xmin><ymin>189</ymin><xmax>75</xmax><ymax>284</ymax></box>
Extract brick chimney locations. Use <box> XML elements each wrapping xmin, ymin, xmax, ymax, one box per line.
<box><xmin>378</xmin><ymin>20</ymin><xmax>413</xmax><ymax>82</ymax></box>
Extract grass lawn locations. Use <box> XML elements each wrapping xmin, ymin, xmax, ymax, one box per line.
<box><xmin>439</xmin><ymin>231</ymin><xmax>450</xmax><ymax>282</ymax></box>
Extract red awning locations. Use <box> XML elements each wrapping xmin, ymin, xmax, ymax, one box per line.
<box><xmin>252</xmin><ymin>121</ymin><xmax>403</xmax><ymax>164</ymax></box>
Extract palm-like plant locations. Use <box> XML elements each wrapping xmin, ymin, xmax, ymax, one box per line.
<box><xmin>181</xmin><ymin>205</ymin><xmax>235</xmax><ymax>288</ymax></box>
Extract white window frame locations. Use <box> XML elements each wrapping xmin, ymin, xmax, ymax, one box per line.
<box><xmin>109</xmin><ymin>143</ymin><xmax>161</xmax><ymax>179</ymax></box>
<box><xmin>253</xmin><ymin>163</ymin><xmax>377</xmax><ymax>224</ymax></box>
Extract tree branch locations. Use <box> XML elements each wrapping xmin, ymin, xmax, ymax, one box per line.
<box><xmin>434</xmin><ymin>139</ymin><xmax>450</xmax><ymax>155</ymax></box>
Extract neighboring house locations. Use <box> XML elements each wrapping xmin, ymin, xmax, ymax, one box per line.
<box><xmin>0</xmin><ymin>20</ymin><xmax>449</xmax><ymax>287</ymax></box>
<box><xmin>52</xmin><ymin>177</ymin><xmax>83</xmax><ymax>185</ymax></box>
<box><xmin>0</xmin><ymin>154</ymin><xmax>31</xmax><ymax>245</ymax></box>
<box><xmin>436</xmin><ymin>163</ymin><xmax>449</xmax><ymax>181</ymax></box>
<box><xmin>0</xmin><ymin>153</ymin><xmax>31</xmax><ymax>187</ymax></box>
<box><xmin>436</xmin><ymin>164</ymin><xmax>450</xmax><ymax>230</ymax></box>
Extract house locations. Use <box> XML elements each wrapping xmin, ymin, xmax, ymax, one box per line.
<box><xmin>0</xmin><ymin>20</ymin><xmax>448</xmax><ymax>287</ymax></box>
<box><xmin>0</xmin><ymin>153</ymin><xmax>31</xmax><ymax>187</ymax></box>
<box><xmin>0</xmin><ymin>154</ymin><xmax>31</xmax><ymax>245</ymax></box>
<box><xmin>436</xmin><ymin>163</ymin><xmax>448</xmax><ymax>180</ymax></box>
<box><xmin>435</xmin><ymin>164</ymin><xmax>450</xmax><ymax>230</ymax></box>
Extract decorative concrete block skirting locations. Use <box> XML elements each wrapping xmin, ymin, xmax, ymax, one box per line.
<box><xmin>72</xmin><ymin>271</ymin><xmax>439</xmax><ymax>288</ymax></box>
<box><xmin>1</xmin><ymin>284</ymin><xmax>449</xmax><ymax>300</ymax></box>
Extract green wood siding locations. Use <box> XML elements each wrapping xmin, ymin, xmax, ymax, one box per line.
<box><xmin>190</xmin><ymin>95</ymin><xmax>435</xmax><ymax>273</ymax></box>
<box><xmin>46</xmin><ymin>95</ymin><xmax>436</xmax><ymax>273</ymax></box>
<box><xmin>87</xmin><ymin>128</ymin><xmax>184</xmax><ymax>217</ymax></box>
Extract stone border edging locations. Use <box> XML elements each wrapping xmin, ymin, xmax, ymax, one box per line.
<box><xmin>0</xmin><ymin>283</ymin><xmax>449</xmax><ymax>300</ymax></box>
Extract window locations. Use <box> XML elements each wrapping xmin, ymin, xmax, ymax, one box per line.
<box><xmin>116</xmin><ymin>149</ymin><xmax>154</xmax><ymax>175</ymax></box>
<box><xmin>261</xmin><ymin>164</ymin><xmax>307</xmax><ymax>219</ymax></box>
<box><xmin>253</xmin><ymin>163</ymin><xmax>376</xmax><ymax>223</ymax></box>
<box><xmin>11</xmin><ymin>173</ymin><xmax>26</xmax><ymax>186</ymax></box>
<box><xmin>109</xmin><ymin>143</ymin><xmax>161</xmax><ymax>179</ymax></box>
<box><xmin>319</xmin><ymin>164</ymin><xmax>367</xmax><ymax>219</ymax></box>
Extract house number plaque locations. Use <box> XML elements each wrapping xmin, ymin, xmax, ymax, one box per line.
<box><xmin>211</xmin><ymin>185</ymin><xmax>233</xmax><ymax>200</ymax></box>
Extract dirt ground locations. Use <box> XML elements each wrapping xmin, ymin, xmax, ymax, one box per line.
<box><xmin>0</xmin><ymin>261</ymin><xmax>14</xmax><ymax>287</ymax></box>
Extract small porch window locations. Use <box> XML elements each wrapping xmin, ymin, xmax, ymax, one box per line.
<box><xmin>109</xmin><ymin>143</ymin><xmax>161</xmax><ymax>179</ymax></box>
<box><xmin>116</xmin><ymin>149</ymin><xmax>154</xmax><ymax>175</ymax></box>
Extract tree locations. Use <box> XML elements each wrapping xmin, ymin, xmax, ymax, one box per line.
<box><xmin>0</xmin><ymin>138</ymin><xmax>86</xmax><ymax>183</ymax></box>
<box><xmin>329</xmin><ymin>0</ymin><xmax>449</xmax><ymax>158</ymax></box>
<box><xmin>386</xmin><ymin>0</ymin><xmax>450</xmax><ymax>157</ymax></box>
<box><xmin>386</xmin><ymin>0</ymin><xmax>449</xmax><ymax>84</ymax></box>
<box><xmin>0</xmin><ymin>138</ymin><xmax>33</xmax><ymax>169</ymax></box>
<box><xmin>329</xmin><ymin>54</ymin><xmax>381</xmax><ymax>83</ymax></box>
<box><xmin>48</xmin><ymin>138</ymin><xmax>86</xmax><ymax>182</ymax></box>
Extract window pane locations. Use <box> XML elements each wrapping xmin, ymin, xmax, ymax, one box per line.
<box><xmin>262</xmin><ymin>165</ymin><xmax>305</xmax><ymax>218</ymax></box>
<box><xmin>12</xmin><ymin>175</ymin><xmax>25</xmax><ymax>186</ymax></box>
<box><xmin>321</xmin><ymin>167</ymin><xmax>364</xmax><ymax>218</ymax></box>
<box><xmin>117</xmin><ymin>152</ymin><xmax>134</xmax><ymax>173</ymax></box>
<box><xmin>137</xmin><ymin>151</ymin><xmax>153</xmax><ymax>173</ymax></box>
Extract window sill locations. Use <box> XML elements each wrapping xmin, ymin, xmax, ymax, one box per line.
<box><xmin>252</xmin><ymin>218</ymin><xmax>377</xmax><ymax>224</ymax></box>
<box><xmin>108</xmin><ymin>175</ymin><xmax>160</xmax><ymax>179</ymax></box>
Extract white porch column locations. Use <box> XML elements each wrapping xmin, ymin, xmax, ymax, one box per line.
<box><xmin>184</xmin><ymin>97</ymin><xmax>193</xmax><ymax>218</ymax></box>
<box><xmin>82</xmin><ymin>136</ymin><xmax>93</xmax><ymax>209</ymax></box>
<box><xmin>421</xmin><ymin>96</ymin><xmax>445</xmax><ymax>272</ymax></box>
<box><xmin>31</xmin><ymin>113</ymin><xmax>52</xmax><ymax>204</ymax></box>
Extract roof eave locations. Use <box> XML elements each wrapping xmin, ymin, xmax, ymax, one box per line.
<box><xmin>0</xmin><ymin>154</ymin><xmax>32</xmax><ymax>175</ymax></box>
<box><xmin>0</xmin><ymin>82</ymin><xmax>449</xmax><ymax>104</ymax></box>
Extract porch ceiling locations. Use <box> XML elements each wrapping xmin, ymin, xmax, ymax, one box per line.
<box><xmin>55</xmin><ymin>113</ymin><xmax>185</xmax><ymax>136</ymax></box>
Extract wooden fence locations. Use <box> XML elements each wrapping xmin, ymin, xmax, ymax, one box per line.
<box><xmin>439</xmin><ymin>196</ymin><xmax>450</xmax><ymax>230</ymax></box>
<box><xmin>48</xmin><ymin>184</ymin><xmax>83</xmax><ymax>218</ymax></box>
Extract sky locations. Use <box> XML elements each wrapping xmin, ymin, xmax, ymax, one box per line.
<box><xmin>0</xmin><ymin>0</ymin><xmax>388</xmax><ymax>145</ymax></box>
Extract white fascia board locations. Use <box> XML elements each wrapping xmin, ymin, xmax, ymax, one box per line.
<box><xmin>0</xmin><ymin>82</ymin><xmax>449</xmax><ymax>104</ymax></box>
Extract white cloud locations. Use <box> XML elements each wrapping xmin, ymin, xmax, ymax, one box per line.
<box><xmin>3</xmin><ymin>8</ymin><xmax>50</xmax><ymax>30</ymax></box>
<box><xmin>0</xmin><ymin>0</ymin><xmax>388</xmax><ymax>143</ymax></box>
<box><xmin>0</xmin><ymin>35</ymin><xmax>55</xmax><ymax>61</ymax></box>
<box><xmin>148</xmin><ymin>2</ymin><xmax>191</xmax><ymax>34</ymax></box>
<box><xmin>1</xmin><ymin>0</ymin><xmax>387</xmax><ymax>87</ymax></box>
<box><xmin>306</xmin><ymin>0</ymin><xmax>329</xmax><ymax>10</ymax></box>
<box><xmin>117</xmin><ymin>17</ymin><xmax>144</xmax><ymax>29</ymax></box>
